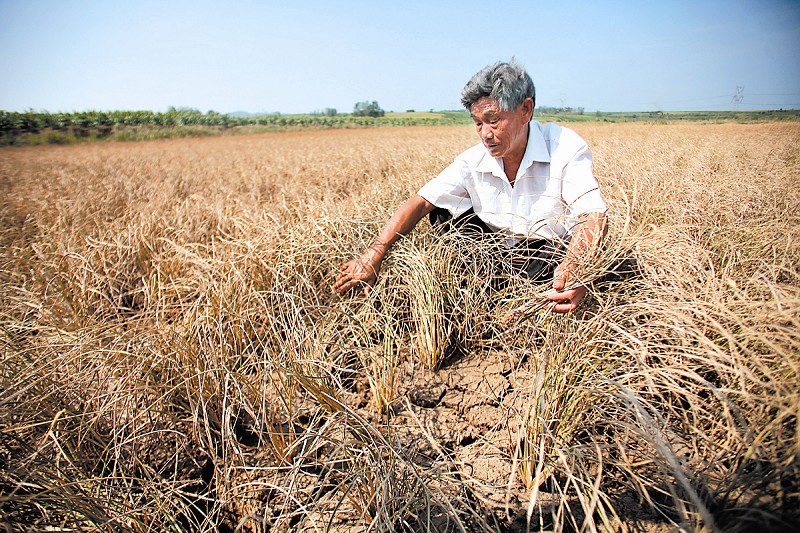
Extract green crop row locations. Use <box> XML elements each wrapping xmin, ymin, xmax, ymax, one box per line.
<box><xmin>0</xmin><ymin>109</ymin><xmax>471</xmax><ymax>134</ymax></box>
<box><xmin>0</xmin><ymin>109</ymin><xmax>475</xmax><ymax>145</ymax></box>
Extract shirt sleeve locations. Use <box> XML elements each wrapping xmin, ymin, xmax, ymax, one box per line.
<box><xmin>417</xmin><ymin>158</ymin><xmax>474</xmax><ymax>218</ymax></box>
<box><xmin>560</xmin><ymin>141</ymin><xmax>607</xmax><ymax>230</ymax></box>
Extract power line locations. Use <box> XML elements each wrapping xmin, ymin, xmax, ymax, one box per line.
<box><xmin>746</xmin><ymin>93</ymin><xmax>800</xmax><ymax>96</ymax></box>
<box><xmin>579</xmin><ymin>92</ymin><xmax>800</xmax><ymax>109</ymax></box>
<box><xmin>586</xmin><ymin>95</ymin><xmax>731</xmax><ymax>106</ymax></box>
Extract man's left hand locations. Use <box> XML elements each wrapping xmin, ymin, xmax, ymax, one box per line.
<box><xmin>547</xmin><ymin>265</ymin><xmax>587</xmax><ymax>313</ymax></box>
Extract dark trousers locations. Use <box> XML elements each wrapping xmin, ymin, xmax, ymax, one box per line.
<box><xmin>429</xmin><ymin>207</ymin><xmax>567</xmax><ymax>283</ymax></box>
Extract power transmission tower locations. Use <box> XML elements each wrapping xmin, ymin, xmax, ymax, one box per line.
<box><xmin>731</xmin><ymin>86</ymin><xmax>744</xmax><ymax>110</ymax></box>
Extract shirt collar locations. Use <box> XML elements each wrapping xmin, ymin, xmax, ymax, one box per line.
<box><xmin>523</xmin><ymin>120</ymin><xmax>551</xmax><ymax>164</ymax></box>
<box><xmin>474</xmin><ymin>120</ymin><xmax>551</xmax><ymax>176</ymax></box>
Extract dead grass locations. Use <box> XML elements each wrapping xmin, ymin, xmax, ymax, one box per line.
<box><xmin>1</xmin><ymin>122</ymin><xmax>798</xmax><ymax>532</ymax></box>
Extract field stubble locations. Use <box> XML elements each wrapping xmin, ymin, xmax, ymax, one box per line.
<box><xmin>1</xmin><ymin>123</ymin><xmax>798</xmax><ymax>532</ymax></box>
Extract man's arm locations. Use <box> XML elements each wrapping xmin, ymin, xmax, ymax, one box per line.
<box><xmin>333</xmin><ymin>194</ymin><xmax>436</xmax><ymax>295</ymax></box>
<box><xmin>547</xmin><ymin>211</ymin><xmax>608</xmax><ymax>313</ymax></box>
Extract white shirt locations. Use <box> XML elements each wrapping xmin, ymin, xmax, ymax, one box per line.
<box><xmin>418</xmin><ymin>120</ymin><xmax>606</xmax><ymax>243</ymax></box>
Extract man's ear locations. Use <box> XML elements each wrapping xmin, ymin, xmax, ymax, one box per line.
<box><xmin>521</xmin><ymin>97</ymin><xmax>534</xmax><ymax>120</ymax></box>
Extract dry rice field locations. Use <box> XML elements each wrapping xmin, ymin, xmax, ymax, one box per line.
<box><xmin>1</xmin><ymin>122</ymin><xmax>799</xmax><ymax>532</ymax></box>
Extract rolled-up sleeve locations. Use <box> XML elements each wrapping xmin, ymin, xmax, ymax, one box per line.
<box><xmin>418</xmin><ymin>159</ymin><xmax>474</xmax><ymax>218</ymax></box>
<box><xmin>560</xmin><ymin>143</ymin><xmax>607</xmax><ymax>227</ymax></box>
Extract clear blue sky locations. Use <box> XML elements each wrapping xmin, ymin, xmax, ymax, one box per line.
<box><xmin>1</xmin><ymin>0</ymin><xmax>798</xmax><ymax>113</ymax></box>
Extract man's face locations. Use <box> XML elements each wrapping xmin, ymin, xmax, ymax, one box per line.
<box><xmin>470</xmin><ymin>96</ymin><xmax>533</xmax><ymax>161</ymax></box>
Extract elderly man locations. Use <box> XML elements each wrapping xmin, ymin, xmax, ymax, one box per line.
<box><xmin>333</xmin><ymin>60</ymin><xmax>607</xmax><ymax>313</ymax></box>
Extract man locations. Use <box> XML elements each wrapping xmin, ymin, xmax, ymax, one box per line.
<box><xmin>333</xmin><ymin>60</ymin><xmax>607</xmax><ymax>313</ymax></box>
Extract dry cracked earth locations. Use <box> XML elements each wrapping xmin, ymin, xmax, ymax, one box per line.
<box><xmin>219</xmin><ymin>347</ymin><xmax>670</xmax><ymax>532</ymax></box>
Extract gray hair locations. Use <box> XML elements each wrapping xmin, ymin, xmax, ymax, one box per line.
<box><xmin>460</xmin><ymin>60</ymin><xmax>535</xmax><ymax>112</ymax></box>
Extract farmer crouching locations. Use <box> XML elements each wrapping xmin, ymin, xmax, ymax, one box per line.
<box><xmin>333</xmin><ymin>60</ymin><xmax>607</xmax><ymax>313</ymax></box>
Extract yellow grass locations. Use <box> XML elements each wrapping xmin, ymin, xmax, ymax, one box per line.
<box><xmin>1</xmin><ymin>122</ymin><xmax>799</xmax><ymax>532</ymax></box>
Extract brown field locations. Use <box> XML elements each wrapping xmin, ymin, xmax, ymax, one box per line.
<box><xmin>1</xmin><ymin>122</ymin><xmax>799</xmax><ymax>532</ymax></box>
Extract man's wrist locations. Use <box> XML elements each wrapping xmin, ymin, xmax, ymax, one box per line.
<box><xmin>361</xmin><ymin>241</ymin><xmax>388</xmax><ymax>272</ymax></box>
<box><xmin>557</xmin><ymin>258</ymin><xmax>579</xmax><ymax>274</ymax></box>
<box><xmin>368</xmin><ymin>240</ymin><xmax>389</xmax><ymax>254</ymax></box>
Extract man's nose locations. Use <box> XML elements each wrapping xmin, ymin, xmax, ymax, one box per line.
<box><xmin>481</xmin><ymin>124</ymin><xmax>494</xmax><ymax>139</ymax></box>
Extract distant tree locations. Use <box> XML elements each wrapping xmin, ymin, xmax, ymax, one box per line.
<box><xmin>311</xmin><ymin>108</ymin><xmax>337</xmax><ymax>116</ymax></box>
<box><xmin>167</xmin><ymin>106</ymin><xmax>202</xmax><ymax>115</ymax></box>
<box><xmin>353</xmin><ymin>100</ymin><xmax>384</xmax><ymax>117</ymax></box>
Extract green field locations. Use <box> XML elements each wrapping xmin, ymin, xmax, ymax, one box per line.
<box><xmin>1</xmin><ymin>108</ymin><xmax>798</xmax><ymax>146</ymax></box>
<box><xmin>544</xmin><ymin>109</ymin><xmax>800</xmax><ymax>123</ymax></box>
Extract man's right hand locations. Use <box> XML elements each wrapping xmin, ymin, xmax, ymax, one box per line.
<box><xmin>332</xmin><ymin>195</ymin><xmax>435</xmax><ymax>296</ymax></box>
<box><xmin>333</xmin><ymin>256</ymin><xmax>380</xmax><ymax>295</ymax></box>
